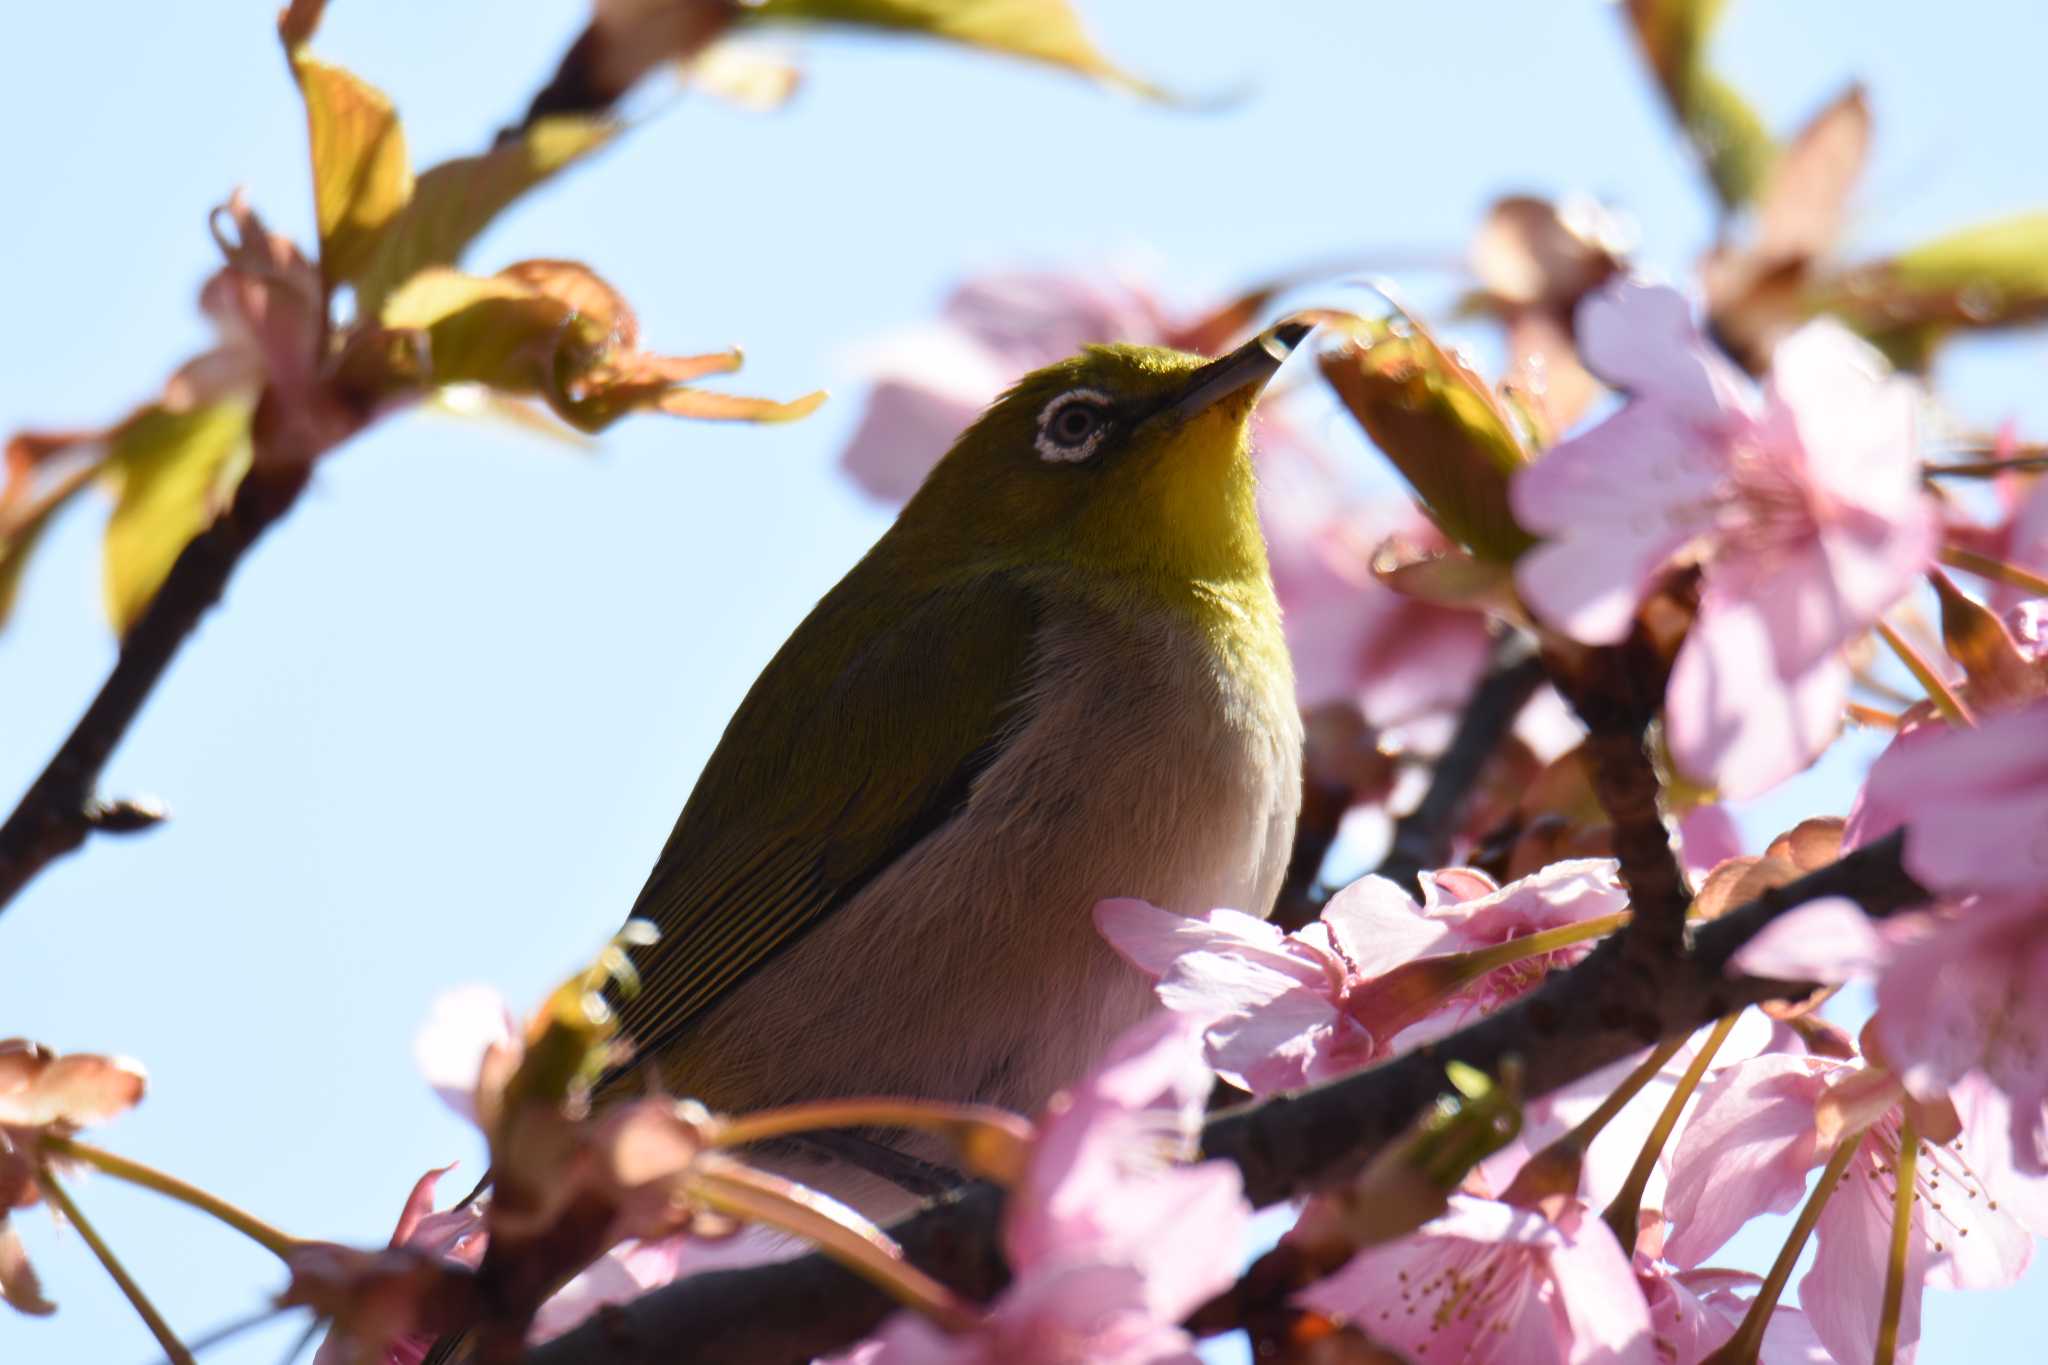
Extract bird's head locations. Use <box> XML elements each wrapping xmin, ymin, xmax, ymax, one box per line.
<box><xmin>891</xmin><ymin>322</ymin><xmax>1311</xmax><ymax>593</ymax></box>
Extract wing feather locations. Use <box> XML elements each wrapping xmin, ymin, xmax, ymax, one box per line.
<box><xmin>611</xmin><ymin>570</ymin><xmax>1039</xmax><ymax>1074</ymax></box>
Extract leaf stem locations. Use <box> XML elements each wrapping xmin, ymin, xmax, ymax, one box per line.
<box><xmin>714</xmin><ymin>1099</ymin><xmax>1031</xmax><ymax>1185</ymax></box>
<box><xmin>1500</xmin><ymin>1035</ymin><xmax>1686</xmax><ymax>1210</ymax></box>
<box><xmin>42</xmin><ymin>1135</ymin><xmax>301</xmax><ymax>1261</ymax></box>
<box><xmin>1875</xmin><ymin>1113</ymin><xmax>1919</xmax><ymax>1365</ymax></box>
<box><xmin>37</xmin><ymin>1163</ymin><xmax>195</xmax><ymax>1365</ymax></box>
<box><xmin>1923</xmin><ymin>452</ymin><xmax>2048</xmax><ymax>477</ymax></box>
<box><xmin>688</xmin><ymin>1163</ymin><xmax>977</xmax><ymax>1333</ymax></box>
<box><xmin>1603</xmin><ymin>1012</ymin><xmax>1739</xmax><ymax>1248</ymax></box>
<box><xmin>1938</xmin><ymin>544</ymin><xmax>2048</xmax><ymax>599</ymax></box>
<box><xmin>1874</xmin><ymin>619</ymin><xmax>1974</xmax><ymax>727</ymax></box>
<box><xmin>1704</xmin><ymin>1131</ymin><xmax>1864</xmax><ymax>1365</ymax></box>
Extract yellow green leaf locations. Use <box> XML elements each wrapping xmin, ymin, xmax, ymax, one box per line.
<box><xmin>1623</xmin><ymin>0</ymin><xmax>1773</xmax><ymax>210</ymax></box>
<box><xmin>0</xmin><ymin>460</ymin><xmax>102</xmax><ymax>630</ymax></box>
<box><xmin>1682</xmin><ymin>72</ymin><xmax>1777</xmax><ymax>211</ymax></box>
<box><xmin>1875</xmin><ymin>213</ymin><xmax>2048</xmax><ymax>313</ymax></box>
<box><xmin>352</xmin><ymin>117</ymin><xmax>616</xmax><ymax>318</ymax></box>
<box><xmin>1931</xmin><ymin>570</ymin><xmax>2036</xmax><ymax>708</ymax></box>
<box><xmin>382</xmin><ymin>265</ymin><xmax>825</xmax><ymax>432</ymax></box>
<box><xmin>101</xmin><ymin>402</ymin><xmax>254</xmax><ymax>634</ymax></box>
<box><xmin>293</xmin><ymin>55</ymin><xmax>414</xmax><ymax>288</ymax></box>
<box><xmin>1319</xmin><ymin>315</ymin><xmax>1534</xmax><ymax>563</ymax></box>
<box><xmin>742</xmin><ymin>0</ymin><xmax>1166</xmax><ymax>98</ymax></box>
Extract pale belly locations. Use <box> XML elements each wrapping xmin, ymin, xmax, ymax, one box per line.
<box><xmin>664</xmin><ymin>601</ymin><xmax>1302</xmax><ymax>1138</ymax></box>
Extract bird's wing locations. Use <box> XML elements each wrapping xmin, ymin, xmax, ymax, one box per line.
<box><xmin>611</xmin><ymin>571</ymin><xmax>1040</xmax><ymax>1071</ymax></box>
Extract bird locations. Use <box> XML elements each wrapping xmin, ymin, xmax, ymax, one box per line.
<box><xmin>606</xmin><ymin>322</ymin><xmax>1310</xmax><ymax>1215</ymax></box>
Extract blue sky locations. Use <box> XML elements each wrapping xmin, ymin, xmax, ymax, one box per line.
<box><xmin>3</xmin><ymin>2</ymin><xmax>2046</xmax><ymax>1360</ymax></box>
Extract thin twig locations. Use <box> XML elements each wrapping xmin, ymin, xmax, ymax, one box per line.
<box><xmin>1546</xmin><ymin>641</ymin><xmax>1692</xmax><ymax>957</ymax></box>
<box><xmin>38</xmin><ymin>1164</ymin><xmax>196</xmax><ymax>1365</ymax></box>
<box><xmin>1372</xmin><ymin>632</ymin><xmax>1545</xmax><ymax>895</ymax></box>
<box><xmin>0</xmin><ymin>463</ymin><xmax>308</xmax><ymax>913</ymax></box>
<box><xmin>1271</xmin><ymin>632</ymin><xmax>1543</xmax><ymax>933</ymax></box>
<box><xmin>43</xmin><ymin>1135</ymin><xmax>303</xmax><ymax>1261</ymax></box>
<box><xmin>523</xmin><ymin>833</ymin><xmax>1925</xmax><ymax>1365</ymax></box>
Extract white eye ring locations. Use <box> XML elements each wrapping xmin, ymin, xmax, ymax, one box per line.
<box><xmin>1034</xmin><ymin>388</ymin><xmax>1114</xmax><ymax>464</ymax></box>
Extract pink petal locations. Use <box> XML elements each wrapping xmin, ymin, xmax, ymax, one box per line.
<box><xmin>1441</xmin><ymin>858</ymin><xmax>1629</xmax><ymax>943</ymax></box>
<box><xmin>1950</xmin><ymin>1076</ymin><xmax>2048</xmax><ymax>1236</ymax></box>
<box><xmin>413</xmin><ymin>985</ymin><xmax>518</xmax><ymax>1125</ymax></box>
<box><xmin>1677</xmin><ymin>803</ymin><xmax>1745</xmax><ymax>884</ymax></box>
<box><xmin>1546</xmin><ymin>1212</ymin><xmax>1656</xmax><ymax>1364</ymax></box>
<box><xmin>15</xmin><ymin>1053</ymin><xmax>146</xmax><ymax>1128</ymax></box>
<box><xmin>1297</xmin><ymin>1197</ymin><xmax>1563</xmax><ymax>1364</ymax></box>
<box><xmin>1575</xmin><ymin>279</ymin><xmax>1752</xmax><ymax>425</ymax></box>
<box><xmin>1512</xmin><ymin>401</ymin><xmax>1727</xmax><ymax>645</ymax></box>
<box><xmin>1663</xmin><ymin>1055</ymin><xmax>1834</xmax><ymax>1268</ymax></box>
<box><xmin>0</xmin><ymin>1222</ymin><xmax>53</xmax><ymax>1315</ymax></box>
<box><xmin>1873</xmin><ymin>911</ymin><xmax>2010</xmax><ymax>1104</ymax></box>
<box><xmin>1731</xmin><ymin>897</ymin><xmax>1889</xmax><ymax>983</ymax></box>
<box><xmin>389</xmin><ymin>1166</ymin><xmax>457</xmax><ymax>1248</ymax></box>
<box><xmin>1849</xmin><ymin>701</ymin><xmax>2048</xmax><ymax>898</ymax></box>
<box><xmin>1092</xmin><ymin>899</ymin><xmax>1291</xmax><ymax>982</ymax></box>
<box><xmin>1319</xmin><ymin>875</ymin><xmax>1455</xmax><ymax>977</ymax></box>
<box><xmin>1912</xmin><ymin>1088</ymin><xmax>2036</xmax><ymax>1291</ymax></box>
<box><xmin>1769</xmin><ymin>320</ymin><xmax>1929</xmax><ymax>540</ymax></box>
<box><xmin>1665</xmin><ymin>593</ymin><xmax>1848</xmax><ymax>799</ymax></box>
<box><xmin>1120</xmin><ymin>1162</ymin><xmax>1250</xmax><ymax>1320</ymax></box>
<box><xmin>1802</xmin><ymin>1133</ymin><xmax>1924</xmax><ymax>1365</ymax></box>
<box><xmin>837</xmin><ymin>378</ymin><xmax>985</xmax><ymax>503</ymax></box>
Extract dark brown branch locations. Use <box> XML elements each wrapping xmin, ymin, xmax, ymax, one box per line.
<box><xmin>0</xmin><ymin>462</ymin><xmax>308</xmax><ymax>912</ymax></box>
<box><xmin>1547</xmin><ymin>641</ymin><xmax>1692</xmax><ymax>957</ymax></box>
<box><xmin>1274</xmin><ymin>633</ymin><xmax>1544</xmax><ymax>934</ymax></box>
<box><xmin>525</xmin><ymin>833</ymin><xmax>1924</xmax><ymax>1365</ymax></box>
<box><xmin>1374</xmin><ymin>633</ymin><xmax>1545</xmax><ymax>893</ymax></box>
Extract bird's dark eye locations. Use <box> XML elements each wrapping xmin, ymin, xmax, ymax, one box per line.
<box><xmin>1034</xmin><ymin>388</ymin><xmax>1114</xmax><ymax>464</ymax></box>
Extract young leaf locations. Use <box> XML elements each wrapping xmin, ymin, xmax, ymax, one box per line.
<box><xmin>101</xmin><ymin>402</ymin><xmax>255</xmax><ymax>634</ymax></box>
<box><xmin>351</xmin><ymin>117</ymin><xmax>616</xmax><ymax>318</ymax></box>
<box><xmin>1703</xmin><ymin>85</ymin><xmax>1871</xmax><ymax>371</ymax></box>
<box><xmin>1849</xmin><ymin>213</ymin><xmax>2048</xmax><ymax>325</ymax></box>
<box><xmin>292</xmin><ymin>55</ymin><xmax>414</xmax><ymax>288</ymax></box>
<box><xmin>740</xmin><ymin>0</ymin><xmax>1167</xmax><ymax>98</ymax></box>
<box><xmin>380</xmin><ymin>264</ymin><xmax>824</xmax><ymax>431</ymax></box>
<box><xmin>0</xmin><ymin>459</ymin><xmax>101</xmax><ymax>629</ymax></box>
<box><xmin>1318</xmin><ymin>314</ymin><xmax>1535</xmax><ymax>563</ymax></box>
<box><xmin>1930</xmin><ymin>569</ymin><xmax>2037</xmax><ymax>708</ymax></box>
<box><xmin>1622</xmin><ymin>0</ymin><xmax>1775</xmax><ymax>210</ymax></box>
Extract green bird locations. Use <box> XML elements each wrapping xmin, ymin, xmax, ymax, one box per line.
<box><xmin>610</xmin><ymin>323</ymin><xmax>1310</xmax><ymax>1212</ymax></box>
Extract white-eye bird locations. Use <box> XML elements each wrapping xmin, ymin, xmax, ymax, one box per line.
<box><xmin>610</xmin><ymin>323</ymin><xmax>1310</xmax><ymax>1213</ymax></box>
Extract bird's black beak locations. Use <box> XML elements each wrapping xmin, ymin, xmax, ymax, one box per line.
<box><xmin>1167</xmin><ymin>319</ymin><xmax>1314</xmax><ymax>421</ymax></box>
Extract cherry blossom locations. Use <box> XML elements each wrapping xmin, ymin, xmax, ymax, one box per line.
<box><xmin>1635</xmin><ymin>1261</ymin><xmax>1830</xmax><ymax>1364</ymax></box>
<box><xmin>1295</xmin><ymin>1193</ymin><xmax>1654</xmax><ymax>1363</ymax></box>
<box><xmin>828</xmin><ymin>1013</ymin><xmax>1248</xmax><ymax>1364</ymax></box>
<box><xmin>305</xmin><ymin>1166</ymin><xmax>486</xmax><ymax>1365</ymax></box>
<box><xmin>1846</xmin><ymin>697</ymin><xmax>2048</xmax><ymax>902</ymax></box>
<box><xmin>1512</xmin><ymin>278</ymin><xmax>1934</xmax><ymax>798</ymax></box>
<box><xmin>1662</xmin><ymin>1049</ymin><xmax>2036</xmax><ymax>1365</ymax></box>
<box><xmin>1095</xmin><ymin>860</ymin><xmax>1627</xmax><ymax>1095</ymax></box>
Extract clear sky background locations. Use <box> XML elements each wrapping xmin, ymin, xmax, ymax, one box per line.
<box><xmin>4</xmin><ymin>2</ymin><xmax>2047</xmax><ymax>1361</ymax></box>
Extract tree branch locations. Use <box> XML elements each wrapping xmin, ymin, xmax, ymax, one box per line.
<box><xmin>1374</xmin><ymin>633</ymin><xmax>1545</xmax><ymax>893</ymax></box>
<box><xmin>0</xmin><ymin>461</ymin><xmax>308</xmax><ymax>913</ymax></box>
<box><xmin>525</xmin><ymin>832</ymin><xmax>1924</xmax><ymax>1365</ymax></box>
<box><xmin>1547</xmin><ymin>640</ymin><xmax>1692</xmax><ymax>957</ymax></box>
<box><xmin>1274</xmin><ymin>632</ymin><xmax>1546</xmax><ymax>933</ymax></box>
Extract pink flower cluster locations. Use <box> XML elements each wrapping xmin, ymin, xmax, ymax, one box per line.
<box><xmin>1513</xmin><ymin>279</ymin><xmax>1935</xmax><ymax>798</ymax></box>
<box><xmin>1094</xmin><ymin>859</ymin><xmax>1628</xmax><ymax>1094</ymax></box>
